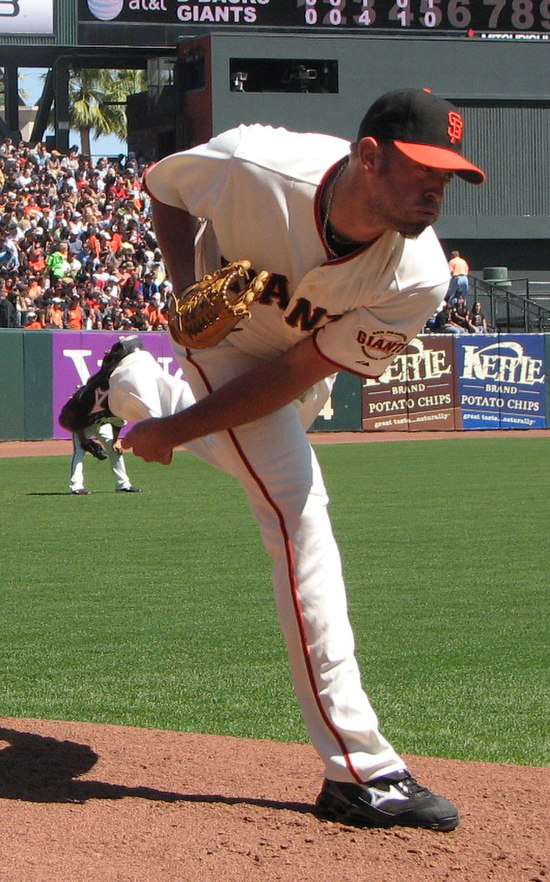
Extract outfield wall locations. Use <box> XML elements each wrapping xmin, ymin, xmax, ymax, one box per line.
<box><xmin>0</xmin><ymin>330</ymin><xmax>548</xmax><ymax>441</ymax></box>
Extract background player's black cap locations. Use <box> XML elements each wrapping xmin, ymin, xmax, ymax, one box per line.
<box><xmin>357</xmin><ymin>88</ymin><xmax>486</xmax><ymax>185</ymax></box>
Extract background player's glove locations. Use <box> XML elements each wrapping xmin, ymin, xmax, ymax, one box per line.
<box><xmin>81</xmin><ymin>439</ymin><xmax>108</xmax><ymax>461</ymax></box>
<box><xmin>168</xmin><ymin>259</ymin><xmax>270</xmax><ymax>350</ymax></box>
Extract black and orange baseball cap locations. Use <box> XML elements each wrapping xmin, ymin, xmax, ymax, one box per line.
<box><xmin>357</xmin><ymin>88</ymin><xmax>486</xmax><ymax>184</ymax></box>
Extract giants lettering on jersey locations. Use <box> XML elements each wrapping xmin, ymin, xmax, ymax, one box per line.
<box><xmin>258</xmin><ymin>274</ymin><xmax>341</xmax><ymax>331</ymax></box>
<box><xmin>357</xmin><ymin>329</ymin><xmax>408</xmax><ymax>361</ymax></box>
<box><xmin>251</xmin><ymin>268</ymin><xmax>412</xmax><ymax>366</ymax></box>
<box><xmin>258</xmin><ymin>273</ymin><xmax>290</xmax><ymax>310</ymax></box>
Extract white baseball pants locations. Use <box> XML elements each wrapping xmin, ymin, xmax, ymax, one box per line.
<box><xmin>70</xmin><ymin>423</ymin><xmax>132</xmax><ymax>493</ymax></box>
<box><xmin>109</xmin><ymin>346</ymin><xmax>405</xmax><ymax>783</ymax></box>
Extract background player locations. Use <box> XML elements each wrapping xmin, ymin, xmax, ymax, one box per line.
<box><xmin>69</xmin><ymin>415</ymin><xmax>141</xmax><ymax>495</ymax></box>
<box><xmin>100</xmin><ymin>89</ymin><xmax>485</xmax><ymax>831</ymax></box>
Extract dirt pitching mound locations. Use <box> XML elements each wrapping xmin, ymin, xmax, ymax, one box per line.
<box><xmin>0</xmin><ymin>717</ymin><xmax>547</xmax><ymax>882</ymax></box>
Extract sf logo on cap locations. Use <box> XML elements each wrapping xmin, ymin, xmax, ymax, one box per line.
<box><xmin>447</xmin><ymin>112</ymin><xmax>464</xmax><ymax>145</ymax></box>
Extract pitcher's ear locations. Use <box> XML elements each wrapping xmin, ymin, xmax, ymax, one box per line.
<box><xmin>357</xmin><ymin>136</ymin><xmax>380</xmax><ymax>172</ymax></box>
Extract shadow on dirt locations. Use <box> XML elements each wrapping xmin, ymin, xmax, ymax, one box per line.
<box><xmin>0</xmin><ymin>727</ymin><xmax>311</xmax><ymax>813</ymax></box>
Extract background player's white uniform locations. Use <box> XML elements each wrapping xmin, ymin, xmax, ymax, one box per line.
<box><xmin>109</xmin><ymin>126</ymin><xmax>450</xmax><ymax>784</ymax></box>
<box><xmin>70</xmin><ymin>417</ymin><xmax>134</xmax><ymax>494</ymax></box>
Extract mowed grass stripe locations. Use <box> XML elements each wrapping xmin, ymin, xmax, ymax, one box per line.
<box><xmin>0</xmin><ymin>436</ymin><xmax>547</xmax><ymax>764</ymax></box>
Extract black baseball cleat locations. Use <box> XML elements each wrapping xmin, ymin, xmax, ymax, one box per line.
<box><xmin>315</xmin><ymin>771</ymin><xmax>460</xmax><ymax>832</ymax></box>
<box><xmin>71</xmin><ymin>489</ymin><xmax>90</xmax><ymax>495</ymax></box>
<box><xmin>116</xmin><ymin>486</ymin><xmax>142</xmax><ymax>493</ymax></box>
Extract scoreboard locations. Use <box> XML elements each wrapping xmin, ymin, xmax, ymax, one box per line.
<box><xmin>78</xmin><ymin>0</ymin><xmax>550</xmax><ymax>36</ymax></box>
<box><xmin>284</xmin><ymin>0</ymin><xmax>550</xmax><ymax>33</ymax></box>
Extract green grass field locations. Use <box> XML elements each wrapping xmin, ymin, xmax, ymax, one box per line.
<box><xmin>0</xmin><ymin>436</ymin><xmax>548</xmax><ymax>766</ymax></box>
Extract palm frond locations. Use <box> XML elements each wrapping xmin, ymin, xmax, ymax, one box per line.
<box><xmin>66</xmin><ymin>67</ymin><xmax>148</xmax><ymax>149</ymax></box>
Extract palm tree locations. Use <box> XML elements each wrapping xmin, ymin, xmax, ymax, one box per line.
<box><xmin>68</xmin><ymin>68</ymin><xmax>147</xmax><ymax>156</ymax></box>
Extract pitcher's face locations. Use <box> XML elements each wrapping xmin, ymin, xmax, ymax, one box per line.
<box><xmin>363</xmin><ymin>140</ymin><xmax>454</xmax><ymax>239</ymax></box>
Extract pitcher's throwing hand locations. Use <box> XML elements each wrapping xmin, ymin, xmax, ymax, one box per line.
<box><xmin>122</xmin><ymin>419</ymin><xmax>174</xmax><ymax>465</ymax></box>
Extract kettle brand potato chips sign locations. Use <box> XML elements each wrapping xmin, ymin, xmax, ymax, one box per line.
<box><xmin>362</xmin><ymin>336</ymin><xmax>456</xmax><ymax>432</ymax></box>
<box><xmin>362</xmin><ymin>334</ymin><xmax>547</xmax><ymax>432</ymax></box>
<box><xmin>455</xmin><ymin>334</ymin><xmax>546</xmax><ymax>430</ymax></box>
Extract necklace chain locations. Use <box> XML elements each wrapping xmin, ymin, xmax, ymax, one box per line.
<box><xmin>321</xmin><ymin>160</ymin><xmax>365</xmax><ymax>258</ymax></box>
<box><xmin>321</xmin><ymin>162</ymin><xmax>346</xmax><ymax>258</ymax></box>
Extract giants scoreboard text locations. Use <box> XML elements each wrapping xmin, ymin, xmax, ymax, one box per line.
<box><xmin>79</xmin><ymin>0</ymin><xmax>550</xmax><ymax>35</ymax></box>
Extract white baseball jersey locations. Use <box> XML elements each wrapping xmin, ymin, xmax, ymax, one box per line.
<box><xmin>145</xmin><ymin>125</ymin><xmax>450</xmax><ymax>378</ymax></box>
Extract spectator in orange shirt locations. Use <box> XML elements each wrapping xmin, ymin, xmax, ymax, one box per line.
<box><xmin>27</xmin><ymin>275</ymin><xmax>43</xmax><ymax>302</ymax></box>
<box><xmin>85</xmin><ymin>225</ymin><xmax>102</xmax><ymax>259</ymax></box>
<box><xmin>27</xmin><ymin>241</ymin><xmax>47</xmax><ymax>275</ymax></box>
<box><xmin>46</xmin><ymin>297</ymin><xmax>66</xmax><ymax>328</ymax></box>
<box><xmin>146</xmin><ymin>293</ymin><xmax>167</xmax><ymax>329</ymax></box>
<box><xmin>23</xmin><ymin>195</ymin><xmax>44</xmax><ymax>221</ymax></box>
<box><xmin>107</xmin><ymin>223</ymin><xmax>124</xmax><ymax>254</ymax></box>
<box><xmin>67</xmin><ymin>293</ymin><xmax>85</xmax><ymax>329</ymax></box>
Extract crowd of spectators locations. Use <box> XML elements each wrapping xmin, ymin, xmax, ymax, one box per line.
<box><xmin>0</xmin><ymin>136</ymin><xmax>172</xmax><ymax>331</ymax></box>
<box><xmin>0</xmin><ymin>136</ymin><xmax>493</xmax><ymax>339</ymax></box>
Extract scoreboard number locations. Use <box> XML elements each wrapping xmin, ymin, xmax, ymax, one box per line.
<box><xmin>293</xmin><ymin>0</ymin><xmax>550</xmax><ymax>31</ymax></box>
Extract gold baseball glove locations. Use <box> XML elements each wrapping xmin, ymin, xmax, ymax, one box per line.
<box><xmin>168</xmin><ymin>259</ymin><xmax>270</xmax><ymax>349</ymax></box>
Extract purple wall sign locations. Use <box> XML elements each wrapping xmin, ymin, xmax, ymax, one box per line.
<box><xmin>53</xmin><ymin>332</ymin><xmax>186</xmax><ymax>439</ymax></box>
